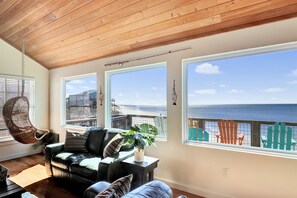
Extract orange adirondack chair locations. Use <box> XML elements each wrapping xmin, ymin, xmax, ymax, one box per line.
<box><xmin>216</xmin><ymin>120</ymin><xmax>244</xmax><ymax>145</ymax></box>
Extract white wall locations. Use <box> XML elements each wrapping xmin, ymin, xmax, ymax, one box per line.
<box><xmin>0</xmin><ymin>39</ymin><xmax>49</xmax><ymax>161</ymax></box>
<box><xmin>50</xmin><ymin>18</ymin><xmax>297</xmax><ymax>198</ymax></box>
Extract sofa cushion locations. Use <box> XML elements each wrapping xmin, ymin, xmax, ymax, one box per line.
<box><xmin>70</xmin><ymin>157</ymin><xmax>101</xmax><ymax>181</ymax></box>
<box><xmin>51</xmin><ymin>152</ymin><xmax>81</xmax><ymax>170</ymax></box>
<box><xmin>64</xmin><ymin>130</ymin><xmax>89</xmax><ymax>153</ymax></box>
<box><xmin>51</xmin><ymin>152</ymin><xmax>96</xmax><ymax>171</ymax></box>
<box><xmin>86</xmin><ymin>127</ymin><xmax>107</xmax><ymax>156</ymax></box>
<box><xmin>103</xmin><ymin>134</ymin><xmax>124</xmax><ymax>158</ymax></box>
<box><xmin>95</xmin><ymin>174</ymin><xmax>133</xmax><ymax>198</ymax></box>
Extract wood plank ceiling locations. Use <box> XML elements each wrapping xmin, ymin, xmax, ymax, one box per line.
<box><xmin>1</xmin><ymin>0</ymin><xmax>297</xmax><ymax>69</ymax></box>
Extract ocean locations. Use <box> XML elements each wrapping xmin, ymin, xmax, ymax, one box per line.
<box><xmin>122</xmin><ymin>104</ymin><xmax>297</xmax><ymax>122</ymax></box>
<box><xmin>119</xmin><ymin>104</ymin><xmax>297</xmax><ymax>146</ymax></box>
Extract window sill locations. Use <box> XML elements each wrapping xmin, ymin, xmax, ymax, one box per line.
<box><xmin>0</xmin><ymin>137</ymin><xmax>18</xmax><ymax>146</ymax></box>
<box><xmin>184</xmin><ymin>140</ymin><xmax>297</xmax><ymax>160</ymax></box>
<box><xmin>62</xmin><ymin>125</ymin><xmax>88</xmax><ymax>131</ymax></box>
<box><xmin>156</xmin><ymin>136</ymin><xmax>167</xmax><ymax>142</ymax></box>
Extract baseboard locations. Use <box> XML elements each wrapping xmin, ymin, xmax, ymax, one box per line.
<box><xmin>155</xmin><ymin>176</ymin><xmax>230</xmax><ymax>198</ymax></box>
<box><xmin>0</xmin><ymin>148</ymin><xmax>42</xmax><ymax>162</ymax></box>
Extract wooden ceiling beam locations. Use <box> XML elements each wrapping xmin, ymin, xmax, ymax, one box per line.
<box><xmin>0</xmin><ymin>0</ymin><xmax>53</xmax><ymax>35</ymax></box>
<box><xmin>0</xmin><ymin>0</ymin><xmax>35</xmax><ymax>26</ymax></box>
<box><xmin>27</xmin><ymin>0</ymin><xmax>170</xmax><ymax>55</ymax></box>
<box><xmin>43</xmin><ymin>2</ymin><xmax>297</xmax><ymax>68</ymax></box>
<box><xmin>39</xmin><ymin>15</ymin><xmax>222</xmax><ymax>65</ymax></box>
<box><xmin>34</xmin><ymin>0</ymin><xmax>269</xmax><ymax>61</ymax></box>
<box><xmin>25</xmin><ymin>0</ymin><xmax>144</xmax><ymax>53</ymax></box>
<box><xmin>11</xmin><ymin>0</ymin><xmax>98</xmax><ymax>47</ymax></box>
<box><xmin>1</xmin><ymin>0</ymin><xmax>68</xmax><ymax>39</ymax></box>
<box><xmin>17</xmin><ymin>0</ymin><xmax>126</xmax><ymax>50</ymax></box>
<box><xmin>0</xmin><ymin>0</ymin><xmax>18</xmax><ymax>16</ymax></box>
<box><xmin>1</xmin><ymin>0</ymin><xmax>297</xmax><ymax>69</ymax></box>
<box><xmin>5</xmin><ymin>0</ymin><xmax>86</xmax><ymax>45</ymax></box>
<box><xmin>32</xmin><ymin>0</ymin><xmax>224</xmax><ymax>59</ymax></box>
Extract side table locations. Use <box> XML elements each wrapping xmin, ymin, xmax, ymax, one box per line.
<box><xmin>122</xmin><ymin>156</ymin><xmax>159</xmax><ymax>189</ymax></box>
<box><xmin>0</xmin><ymin>179</ymin><xmax>26</xmax><ymax>198</ymax></box>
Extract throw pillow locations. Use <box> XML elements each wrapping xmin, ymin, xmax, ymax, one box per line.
<box><xmin>64</xmin><ymin>130</ymin><xmax>89</xmax><ymax>152</ymax></box>
<box><xmin>103</xmin><ymin>134</ymin><xmax>124</xmax><ymax>158</ymax></box>
<box><xmin>95</xmin><ymin>189</ymin><xmax>116</xmax><ymax>198</ymax></box>
<box><xmin>95</xmin><ymin>174</ymin><xmax>133</xmax><ymax>198</ymax></box>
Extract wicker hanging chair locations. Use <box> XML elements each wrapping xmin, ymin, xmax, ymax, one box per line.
<box><xmin>2</xmin><ymin>96</ymin><xmax>50</xmax><ymax>144</ymax></box>
<box><xmin>1</xmin><ymin>41</ymin><xmax>50</xmax><ymax>144</ymax></box>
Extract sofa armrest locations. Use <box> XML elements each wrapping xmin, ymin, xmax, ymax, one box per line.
<box><xmin>122</xmin><ymin>180</ymin><xmax>173</xmax><ymax>198</ymax></box>
<box><xmin>44</xmin><ymin>142</ymin><xmax>65</xmax><ymax>176</ymax></box>
<box><xmin>83</xmin><ymin>181</ymin><xmax>110</xmax><ymax>198</ymax></box>
<box><xmin>98</xmin><ymin>150</ymin><xmax>133</xmax><ymax>182</ymax></box>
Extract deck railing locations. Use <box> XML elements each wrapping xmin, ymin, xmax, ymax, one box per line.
<box><xmin>189</xmin><ymin>118</ymin><xmax>297</xmax><ymax>147</ymax></box>
<box><xmin>63</xmin><ymin>114</ymin><xmax>297</xmax><ymax>148</ymax></box>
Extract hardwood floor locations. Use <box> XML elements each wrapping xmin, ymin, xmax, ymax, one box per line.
<box><xmin>1</xmin><ymin>154</ymin><xmax>203</xmax><ymax>198</ymax></box>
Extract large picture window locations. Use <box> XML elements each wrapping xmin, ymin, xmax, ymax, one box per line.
<box><xmin>0</xmin><ymin>75</ymin><xmax>35</xmax><ymax>140</ymax></box>
<box><xmin>106</xmin><ymin>63</ymin><xmax>167</xmax><ymax>139</ymax></box>
<box><xmin>183</xmin><ymin>44</ymin><xmax>297</xmax><ymax>156</ymax></box>
<box><xmin>64</xmin><ymin>74</ymin><xmax>97</xmax><ymax>127</ymax></box>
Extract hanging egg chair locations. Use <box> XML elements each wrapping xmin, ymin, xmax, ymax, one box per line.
<box><xmin>2</xmin><ymin>41</ymin><xmax>50</xmax><ymax>144</ymax></box>
<box><xmin>3</xmin><ymin>96</ymin><xmax>49</xmax><ymax>144</ymax></box>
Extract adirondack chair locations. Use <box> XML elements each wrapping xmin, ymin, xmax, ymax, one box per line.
<box><xmin>216</xmin><ymin>120</ymin><xmax>244</xmax><ymax>145</ymax></box>
<box><xmin>188</xmin><ymin>119</ymin><xmax>209</xmax><ymax>141</ymax></box>
<box><xmin>261</xmin><ymin>122</ymin><xmax>296</xmax><ymax>151</ymax></box>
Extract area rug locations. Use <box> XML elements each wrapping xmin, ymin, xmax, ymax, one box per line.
<box><xmin>9</xmin><ymin>164</ymin><xmax>49</xmax><ymax>187</ymax></box>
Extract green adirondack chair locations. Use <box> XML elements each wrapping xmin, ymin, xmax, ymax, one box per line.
<box><xmin>188</xmin><ymin>119</ymin><xmax>209</xmax><ymax>141</ymax></box>
<box><xmin>261</xmin><ymin>122</ymin><xmax>296</xmax><ymax>151</ymax></box>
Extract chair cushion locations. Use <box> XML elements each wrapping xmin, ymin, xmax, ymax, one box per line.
<box><xmin>95</xmin><ymin>174</ymin><xmax>133</xmax><ymax>198</ymax></box>
<box><xmin>70</xmin><ymin>157</ymin><xmax>101</xmax><ymax>181</ymax></box>
<box><xmin>86</xmin><ymin>127</ymin><xmax>107</xmax><ymax>156</ymax></box>
<box><xmin>103</xmin><ymin>134</ymin><xmax>124</xmax><ymax>158</ymax></box>
<box><xmin>64</xmin><ymin>130</ymin><xmax>89</xmax><ymax>152</ymax></box>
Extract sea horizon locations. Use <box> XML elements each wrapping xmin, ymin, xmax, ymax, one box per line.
<box><xmin>118</xmin><ymin>103</ymin><xmax>297</xmax><ymax>123</ymax></box>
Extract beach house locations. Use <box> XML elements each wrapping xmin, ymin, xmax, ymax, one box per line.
<box><xmin>1</xmin><ymin>1</ymin><xmax>297</xmax><ymax>197</ymax></box>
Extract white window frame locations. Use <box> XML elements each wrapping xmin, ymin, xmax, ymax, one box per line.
<box><xmin>105</xmin><ymin>62</ymin><xmax>167</xmax><ymax>139</ymax></box>
<box><xmin>182</xmin><ymin>41</ymin><xmax>297</xmax><ymax>159</ymax></box>
<box><xmin>61</xmin><ymin>73</ymin><xmax>97</xmax><ymax>129</ymax></box>
<box><xmin>0</xmin><ymin>74</ymin><xmax>35</xmax><ymax>142</ymax></box>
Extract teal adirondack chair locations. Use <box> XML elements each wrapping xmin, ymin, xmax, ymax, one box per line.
<box><xmin>261</xmin><ymin>122</ymin><xmax>296</xmax><ymax>151</ymax></box>
<box><xmin>188</xmin><ymin>119</ymin><xmax>209</xmax><ymax>141</ymax></box>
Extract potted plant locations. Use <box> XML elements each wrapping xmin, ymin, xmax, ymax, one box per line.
<box><xmin>120</xmin><ymin>123</ymin><xmax>158</xmax><ymax>162</ymax></box>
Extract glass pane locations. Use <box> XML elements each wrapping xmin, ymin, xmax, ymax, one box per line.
<box><xmin>110</xmin><ymin>65</ymin><xmax>167</xmax><ymax>138</ymax></box>
<box><xmin>65</xmin><ymin>75</ymin><xmax>97</xmax><ymax>127</ymax></box>
<box><xmin>187</xmin><ymin>48</ymin><xmax>297</xmax><ymax>153</ymax></box>
<box><xmin>0</xmin><ymin>76</ymin><xmax>35</xmax><ymax>139</ymax></box>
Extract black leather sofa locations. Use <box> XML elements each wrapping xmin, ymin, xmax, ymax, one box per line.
<box><xmin>83</xmin><ymin>180</ymin><xmax>173</xmax><ymax>198</ymax></box>
<box><xmin>44</xmin><ymin>128</ymin><xmax>133</xmax><ymax>188</ymax></box>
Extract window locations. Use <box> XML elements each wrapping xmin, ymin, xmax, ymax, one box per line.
<box><xmin>0</xmin><ymin>75</ymin><xmax>35</xmax><ymax>140</ymax></box>
<box><xmin>106</xmin><ymin>63</ymin><xmax>167</xmax><ymax>139</ymax></box>
<box><xmin>64</xmin><ymin>74</ymin><xmax>97</xmax><ymax>127</ymax></box>
<box><xmin>183</xmin><ymin>43</ymin><xmax>297</xmax><ymax>156</ymax></box>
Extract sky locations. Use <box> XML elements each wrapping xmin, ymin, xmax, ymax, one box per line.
<box><xmin>65</xmin><ymin>75</ymin><xmax>97</xmax><ymax>97</ymax></box>
<box><xmin>65</xmin><ymin>48</ymin><xmax>297</xmax><ymax>106</ymax></box>
<box><xmin>188</xmin><ymin>48</ymin><xmax>297</xmax><ymax>105</ymax></box>
<box><xmin>111</xmin><ymin>66</ymin><xmax>167</xmax><ymax>106</ymax></box>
